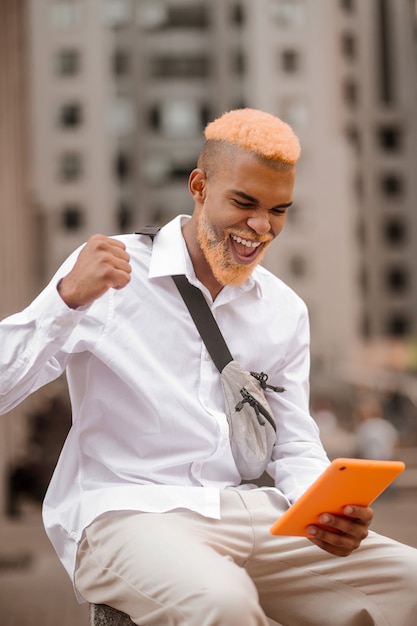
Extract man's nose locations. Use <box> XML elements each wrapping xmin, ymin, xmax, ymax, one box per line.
<box><xmin>246</xmin><ymin>213</ymin><xmax>272</xmax><ymax>235</ymax></box>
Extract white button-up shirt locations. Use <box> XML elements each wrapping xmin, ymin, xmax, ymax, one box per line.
<box><xmin>0</xmin><ymin>215</ymin><xmax>329</xmax><ymax>597</ymax></box>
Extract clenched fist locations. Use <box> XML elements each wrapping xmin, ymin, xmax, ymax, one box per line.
<box><xmin>58</xmin><ymin>235</ymin><xmax>132</xmax><ymax>309</ymax></box>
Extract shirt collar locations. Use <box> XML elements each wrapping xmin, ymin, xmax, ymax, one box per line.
<box><xmin>148</xmin><ymin>214</ymin><xmax>264</xmax><ymax>300</ymax></box>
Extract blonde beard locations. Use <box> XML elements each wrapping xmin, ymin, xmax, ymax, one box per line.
<box><xmin>197</xmin><ymin>210</ymin><xmax>272</xmax><ymax>286</ymax></box>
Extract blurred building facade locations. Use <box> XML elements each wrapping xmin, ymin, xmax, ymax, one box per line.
<box><xmin>26</xmin><ymin>0</ymin><xmax>417</xmax><ymax>384</ymax></box>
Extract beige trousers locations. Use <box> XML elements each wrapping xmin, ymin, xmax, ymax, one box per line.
<box><xmin>75</xmin><ymin>489</ymin><xmax>417</xmax><ymax>626</ymax></box>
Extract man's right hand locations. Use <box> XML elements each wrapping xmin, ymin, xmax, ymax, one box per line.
<box><xmin>57</xmin><ymin>235</ymin><xmax>132</xmax><ymax>309</ymax></box>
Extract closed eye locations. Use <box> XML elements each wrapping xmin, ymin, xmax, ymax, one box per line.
<box><xmin>271</xmin><ymin>207</ymin><xmax>288</xmax><ymax>215</ymax></box>
<box><xmin>232</xmin><ymin>199</ymin><xmax>255</xmax><ymax>208</ymax></box>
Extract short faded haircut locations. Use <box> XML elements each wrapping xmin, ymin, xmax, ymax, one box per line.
<box><xmin>204</xmin><ymin>109</ymin><xmax>301</xmax><ymax>158</ymax></box>
<box><xmin>198</xmin><ymin>108</ymin><xmax>301</xmax><ymax>178</ymax></box>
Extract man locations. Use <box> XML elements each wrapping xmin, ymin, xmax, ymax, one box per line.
<box><xmin>1</xmin><ymin>108</ymin><xmax>416</xmax><ymax>625</ymax></box>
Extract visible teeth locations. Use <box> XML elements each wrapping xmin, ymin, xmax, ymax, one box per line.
<box><xmin>231</xmin><ymin>234</ymin><xmax>261</xmax><ymax>248</ymax></box>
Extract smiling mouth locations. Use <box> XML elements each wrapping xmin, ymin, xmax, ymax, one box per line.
<box><xmin>229</xmin><ymin>233</ymin><xmax>264</xmax><ymax>262</ymax></box>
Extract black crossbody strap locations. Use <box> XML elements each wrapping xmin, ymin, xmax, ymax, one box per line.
<box><xmin>172</xmin><ymin>275</ymin><xmax>233</xmax><ymax>373</ymax></box>
<box><xmin>135</xmin><ymin>226</ymin><xmax>161</xmax><ymax>238</ymax></box>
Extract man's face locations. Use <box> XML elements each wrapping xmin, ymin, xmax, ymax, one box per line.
<box><xmin>194</xmin><ymin>150</ymin><xmax>296</xmax><ymax>287</ymax></box>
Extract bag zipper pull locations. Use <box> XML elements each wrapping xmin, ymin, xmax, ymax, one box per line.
<box><xmin>235</xmin><ymin>388</ymin><xmax>276</xmax><ymax>431</ymax></box>
<box><xmin>250</xmin><ymin>371</ymin><xmax>285</xmax><ymax>393</ymax></box>
<box><xmin>235</xmin><ymin>388</ymin><xmax>265</xmax><ymax>426</ymax></box>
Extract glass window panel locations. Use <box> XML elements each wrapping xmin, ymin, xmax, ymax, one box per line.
<box><xmin>378</xmin><ymin>125</ymin><xmax>403</xmax><ymax>151</ymax></box>
<box><xmin>107</xmin><ymin>97</ymin><xmax>135</xmax><ymax>137</ymax></box>
<box><xmin>50</xmin><ymin>0</ymin><xmax>82</xmax><ymax>28</ymax></box>
<box><xmin>281</xmin><ymin>49</ymin><xmax>300</xmax><ymax>72</ymax></box>
<box><xmin>384</xmin><ymin>217</ymin><xmax>407</xmax><ymax>246</ymax></box>
<box><xmin>161</xmin><ymin>100</ymin><xmax>200</xmax><ymax>138</ymax></box>
<box><xmin>144</xmin><ymin>155</ymin><xmax>171</xmax><ymax>186</ymax></box>
<box><xmin>112</xmin><ymin>49</ymin><xmax>130</xmax><ymax>77</ymax></box>
<box><xmin>148</xmin><ymin>54</ymin><xmax>210</xmax><ymax>78</ymax></box>
<box><xmin>280</xmin><ymin>97</ymin><xmax>309</xmax><ymax>132</ymax></box>
<box><xmin>60</xmin><ymin>152</ymin><xmax>82</xmax><ymax>181</ymax></box>
<box><xmin>58</xmin><ymin>102</ymin><xmax>83</xmax><ymax>128</ymax></box>
<box><xmin>116</xmin><ymin>202</ymin><xmax>133</xmax><ymax>231</ymax></box>
<box><xmin>103</xmin><ymin>0</ymin><xmax>131</xmax><ymax>27</ymax></box>
<box><xmin>270</xmin><ymin>0</ymin><xmax>305</xmax><ymax>28</ymax></box>
<box><xmin>61</xmin><ymin>204</ymin><xmax>84</xmax><ymax>230</ymax></box>
<box><xmin>56</xmin><ymin>49</ymin><xmax>80</xmax><ymax>76</ymax></box>
<box><xmin>136</xmin><ymin>1</ymin><xmax>168</xmax><ymax>29</ymax></box>
<box><xmin>380</xmin><ymin>173</ymin><xmax>404</xmax><ymax>197</ymax></box>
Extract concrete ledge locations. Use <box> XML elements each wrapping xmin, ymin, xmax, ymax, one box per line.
<box><xmin>90</xmin><ymin>604</ymin><xmax>135</xmax><ymax>625</ymax></box>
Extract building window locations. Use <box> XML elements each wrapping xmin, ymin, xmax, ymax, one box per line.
<box><xmin>386</xmin><ymin>266</ymin><xmax>409</xmax><ymax>294</ymax></box>
<box><xmin>148</xmin><ymin>55</ymin><xmax>211</xmax><ymax>79</ymax></box>
<box><xmin>377</xmin><ymin>0</ymin><xmax>394</xmax><ymax>105</ymax></box>
<box><xmin>144</xmin><ymin>154</ymin><xmax>196</xmax><ymax>186</ymax></box>
<box><xmin>148</xmin><ymin>101</ymin><xmax>206</xmax><ymax>137</ymax></box>
<box><xmin>340</xmin><ymin>0</ymin><xmax>355</xmax><ymax>12</ymax></box>
<box><xmin>170</xmin><ymin>160</ymin><xmax>196</xmax><ymax>181</ymax></box>
<box><xmin>59</xmin><ymin>102</ymin><xmax>83</xmax><ymax>129</ymax></box>
<box><xmin>136</xmin><ymin>1</ymin><xmax>168</xmax><ymax>29</ymax></box>
<box><xmin>50</xmin><ymin>0</ymin><xmax>82</xmax><ymax>29</ymax></box>
<box><xmin>112</xmin><ymin>49</ymin><xmax>130</xmax><ymax>77</ymax></box>
<box><xmin>114</xmin><ymin>152</ymin><xmax>131</xmax><ymax>181</ymax></box>
<box><xmin>107</xmin><ymin>97</ymin><xmax>135</xmax><ymax>137</ymax></box>
<box><xmin>358</xmin><ymin>265</ymin><xmax>368</xmax><ymax>294</ymax></box>
<box><xmin>380</xmin><ymin>173</ymin><xmax>404</xmax><ymax>197</ymax></box>
<box><xmin>386</xmin><ymin>314</ymin><xmax>410</xmax><ymax>337</ymax></box>
<box><xmin>341</xmin><ymin>32</ymin><xmax>357</xmax><ymax>60</ymax></box>
<box><xmin>345</xmin><ymin>123</ymin><xmax>361</xmax><ymax>153</ymax></box>
<box><xmin>384</xmin><ymin>217</ymin><xmax>407</xmax><ymax>246</ymax></box>
<box><xmin>354</xmin><ymin>173</ymin><xmax>364</xmax><ymax>200</ymax></box>
<box><xmin>56</xmin><ymin>49</ymin><xmax>80</xmax><ymax>76</ymax></box>
<box><xmin>289</xmin><ymin>254</ymin><xmax>307</xmax><ymax>278</ymax></box>
<box><xmin>103</xmin><ymin>0</ymin><xmax>131</xmax><ymax>27</ymax></box>
<box><xmin>343</xmin><ymin>78</ymin><xmax>359</xmax><ymax>107</ymax></box>
<box><xmin>137</xmin><ymin>2</ymin><xmax>209</xmax><ymax>30</ymax></box>
<box><xmin>230</xmin><ymin>3</ymin><xmax>245</xmax><ymax>26</ymax></box>
<box><xmin>60</xmin><ymin>152</ymin><xmax>82</xmax><ymax>181</ymax></box>
<box><xmin>280</xmin><ymin>97</ymin><xmax>309</xmax><ymax>131</ymax></box>
<box><xmin>357</xmin><ymin>215</ymin><xmax>366</xmax><ymax>246</ymax></box>
<box><xmin>361</xmin><ymin>312</ymin><xmax>371</xmax><ymax>338</ymax></box>
<box><xmin>161</xmin><ymin>100</ymin><xmax>201</xmax><ymax>137</ymax></box>
<box><xmin>281</xmin><ymin>49</ymin><xmax>300</xmax><ymax>73</ymax></box>
<box><xmin>200</xmin><ymin>105</ymin><xmax>211</xmax><ymax>128</ymax></box>
<box><xmin>166</xmin><ymin>5</ymin><xmax>209</xmax><ymax>28</ymax></box>
<box><xmin>270</xmin><ymin>0</ymin><xmax>305</xmax><ymax>28</ymax></box>
<box><xmin>232</xmin><ymin>50</ymin><xmax>246</xmax><ymax>75</ymax></box>
<box><xmin>145</xmin><ymin>155</ymin><xmax>171</xmax><ymax>186</ymax></box>
<box><xmin>116</xmin><ymin>202</ymin><xmax>133</xmax><ymax>231</ymax></box>
<box><xmin>378</xmin><ymin>124</ymin><xmax>402</xmax><ymax>151</ymax></box>
<box><xmin>148</xmin><ymin>106</ymin><xmax>160</xmax><ymax>131</ymax></box>
<box><xmin>61</xmin><ymin>204</ymin><xmax>84</xmax><ymax>230</ymax></box>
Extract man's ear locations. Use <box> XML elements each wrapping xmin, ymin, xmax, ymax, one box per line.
<box><xmin>188</xmin><ymin>168</ymin><xmax>207</xmax><ymax>203</ymax></box>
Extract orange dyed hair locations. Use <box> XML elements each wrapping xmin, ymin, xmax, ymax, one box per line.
<box><xmin>204</xmin><ymin>108</ymin><xmax>301</xmax><ymax>165</ymax></box>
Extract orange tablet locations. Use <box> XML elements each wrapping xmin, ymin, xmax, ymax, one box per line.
<box><xmin>270</xmin><ymin>457</ymin><xmax>405</xmax><ymax>537</ymax></box>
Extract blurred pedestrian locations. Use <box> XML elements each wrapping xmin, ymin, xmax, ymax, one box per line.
<box><xmin>312</xmin><ymin>396</ymin><xmax>356</xmax><ymax>458</ymax></box>
<box><xmin>355</xmin><ymin>396</ymin><xmax>399</xmax><ymax>461</ymax></box>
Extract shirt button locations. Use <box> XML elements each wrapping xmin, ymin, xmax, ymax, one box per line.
<box><xmin>204</xmin><ymin>351</ymin><xmax>211</xmax><ymax>361</ymax></box>
<box><xmin>221</xmin><ymin>438</ymin><xmax>228</xmax><ymax>448</ymax></box>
